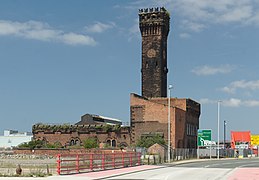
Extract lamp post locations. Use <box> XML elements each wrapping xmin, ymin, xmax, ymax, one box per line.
<box><xmin>223</xmin><ymin>120</ymin><xmax>226</xmax><ymax>149</ymax></box>
<box><xmin>217</xmin><ymin>100</ymin><xmax>222</xmax><ymax>159</ymax></box>
<box><xmin>223</xmin><ymin>120</ymin><xmax>227</xmax><ymax>157</ymax></box>
<box><xmin>168</xmin><ymin>85</ymin><xmax>173</xmax><ymax>163</ymax></box>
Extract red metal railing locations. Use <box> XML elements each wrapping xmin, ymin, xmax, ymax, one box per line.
<box><xmin>56</xmin><ymin>152</ymin><xmax>141</xmax><ymax>175</ymax></box>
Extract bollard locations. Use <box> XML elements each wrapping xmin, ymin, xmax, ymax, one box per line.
<box><xmin>76</xmin><ymin>154</ymin><xmax>79</xmax><ymax>173</ymax></box>
<box><xmin>90</xmin><ymin>154</ymin><xmax>93</xmax><ymax>171</ymax></box>
<box><xmin>56</xmin><ymin>154</ymin><xmax>61</xmax><ymax>175</ymax></box>
<box><xmin>102</xmin><ymin>154</ymin><xmax>105</xmax><ymax>170</ymax></box>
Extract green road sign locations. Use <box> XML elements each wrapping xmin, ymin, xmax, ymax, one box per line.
<box><xmin>198</xmin><ymin>129</ymin><xmax>212</xmax><ymax>147</ymax></box>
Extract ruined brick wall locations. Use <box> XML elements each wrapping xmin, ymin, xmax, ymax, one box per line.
<box><xmin>33</xmin><ymin>125</ymin><xmax>131</xmax><ymax>148</ymax></box>
<box><xmin>147</xmin><ymin>143</ymin><xmax>166</xmax><ymax>162</ymax></box>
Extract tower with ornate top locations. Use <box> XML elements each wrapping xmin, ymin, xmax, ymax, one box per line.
<box><xmin>139</xmin><ymin>7</ymin><xmax>170</xmax><ymax>98</ymax></box>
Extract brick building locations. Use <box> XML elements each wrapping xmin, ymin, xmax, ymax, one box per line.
<box><xmin>130</xmin><ymin>94</ymin><xmax>200</xmax><ymax>148</ymax></box>
<box><xmin>130</xmin><ymin>7</ymin><xmax>200</xmax><ymax>149</ymax></box>
<box><xmin>33</xmin><ymin>114</ymin><xmax>131</xmax><ymax>148</ymax></box>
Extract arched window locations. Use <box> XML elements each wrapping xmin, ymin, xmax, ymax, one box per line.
<box><xmin>106</xmin><ymin>140</ymin><xmax>111</xmax><ymax>147</ymax></box>
<box><xmin>75</xmin><ymin>139</ymin><xmax>80</xmax><ymax>146</ymax></box>
<box><xmin>70</xmin><ymin>139</ymin><xmax>75</xmax><ymax>146</ymax></box>
<box><xmin>112</xmin><ymin>140</ymin><xmax>116</xmax><ymax>147</ymax></box>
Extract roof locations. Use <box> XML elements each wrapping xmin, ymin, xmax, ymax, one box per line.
<box><xmin>97</xmin><ymin>115</ymin><xmax>122</xmax><ymax>123</ymax></box>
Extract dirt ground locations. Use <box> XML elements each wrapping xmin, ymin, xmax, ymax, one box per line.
<box><xmin>0</xmin><ymin>154</ymin><xmax>57</xmax><ymax>176</ymax></box>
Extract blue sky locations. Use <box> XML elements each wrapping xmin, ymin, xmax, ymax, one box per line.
<box><xmin>0</xmin><ymin>0</ymin><xmax>259</xmax><ymax>141</ymax></box>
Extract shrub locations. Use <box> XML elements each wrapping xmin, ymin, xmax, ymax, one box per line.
<box><xmin>18</xmin><ymin>140</ymin><xmax>45</xmax><ymax>149</ymax></box>
<box><xmin>83</xmin><ymin>137</ymin><xmax>98</xmax><ymax>149</ymax></box>
<box><xmin>136</xmin><ymin>134</ymin><xmax>165</xmax><ymax>148</ymax></box>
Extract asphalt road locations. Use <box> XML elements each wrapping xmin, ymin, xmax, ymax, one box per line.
<box><xmin>172</xmin><ymin>158</ymin><xmax>259</xmax><ymax>168</ymax></box>
<box><xmin>104</xmin><ymin>158</ymin><xmax>259</xmax><ymax>180</ymax></box>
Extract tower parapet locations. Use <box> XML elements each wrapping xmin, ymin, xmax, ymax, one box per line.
<box><xmin>139</xmin><ymin>7</ymin><xmax>170</xmax><ymax>37</ymax></box>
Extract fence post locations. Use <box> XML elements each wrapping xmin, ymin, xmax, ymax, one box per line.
<box><xmin>102</xmin><ymin>153</ymin><xmax>105</xmax><ymax>170</ymax></box>
<box><xmin>56</xmin><ymin>154</ymin><xmax>61</xmax><ymax>175</ymax></box>
<box><xmin>137</xmin><ymin>152</ymin><xmax>141</xmax><ymax>165</ymax></box>
<box><xmin>76</xmin><ymin>154</ymin><xmax>79</xmax><ymax>173</ymax></box>
<box><xmin>122</xmin><ymin>152</ymin><xmax>124</xmax><ymax>167</ymax></box>
<box><xmin>113</xmin><ymin>153</ymin><xmax>115</xmax><ymax>169</ymax></box>
<box><xmin>130</xmin><ymin>152</ymin><xmax>133</xmax><ymax>167</ymax></box>
<box><xmin>90</xmin><ymin>153</ymin><xmax>93</xmax><ymax>171</ymax></box>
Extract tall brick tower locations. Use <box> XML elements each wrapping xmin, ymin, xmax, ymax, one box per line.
<box><xmin>139</xmin><ymin>7</ymin><xmax>170</xmax><ymax>98</ymax></box>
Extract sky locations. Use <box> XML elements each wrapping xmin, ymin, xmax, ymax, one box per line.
<box><xmin>0</xmin><ymin>0</ymin><xmax>259</xmax><ymax>141</ymax></box>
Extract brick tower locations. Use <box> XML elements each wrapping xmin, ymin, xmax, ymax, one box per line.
<box><xmin>139</xmin><ymin>7</ymin><xmax>170</xmax><ymax>98</ymax></box>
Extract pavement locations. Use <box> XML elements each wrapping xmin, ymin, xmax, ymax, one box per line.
<box><xmin>56</xmin><ymin>159</ymin><xmax>209</xmax><ymax>179</ymax></box>
<box><xmin>0</xmin><ymin>158</ymin><xmax>257</xmax><ymax>179</ymax></box>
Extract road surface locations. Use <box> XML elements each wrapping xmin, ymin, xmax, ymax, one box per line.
<box><xmin>1</xmin><ymin>158</ymin><xmax>258</xmax><ymax>180</ymax></box>
<box><xmin>105</xmin><ymin>158</ymin><xmax>259</xmax><ymax>180</ymax></box>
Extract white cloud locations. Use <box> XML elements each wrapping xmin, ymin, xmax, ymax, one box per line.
<box><xmin>181</xmin><ymin>20</ymin><xmax>206</xmax><ymax>32</ymax></box>
<box><xmin>222</xmin><ymin>98</ymin><xmax>241</xmax><ymax>107</ymax></box>
<box><xmin>0</xmin><ymin>20</ymin><xmax>96</xmax><ymax>46</ymax></box>
<box><xmin>243</xmin><ymin>100</ymin><xmax>259</xmax><ymax>107</ymax></box>
<box><xmin>191</xmin><ymin>64</ymin><xmax>235</xmax><ymax>76</ymax></box>
<box><xmin>61</xmin><ymin>33</ymin><xmax>96</xmax><ymax>46</ymax></box>
<box><xmin>219</xmin><ymin>5</ymin><xmax>253</xmax><ymax>23</ymax></box>
<box><xmin>85</xmin><ymin>22</ymin><xmax>116</xmax><ymax>33</ymax></box>
<box><xmin>221</xmin><ymin>80</ymin><xmax>259</xmax><ymax>94</ymax></box>
<box><xmin>179</xmin><ymin>33</ymin><xmax>191</xmax><ymax>39</ymax></box>
<box><xmin>199</xmin><ymin>98</ymin><xmax>215</xmax><ymax>104</ymax></box>
<box><xmin>128</xmin><ymin>18</ymin><xmax>140</xmax><ymax>41</ymax></box>
<box><xmin>199</xmin><ymin>98</ymin><xmax>259</xmax><ymax>107</ymax></box>
<box><xmin>145</xmin><ymin>0</ymin><xmax>259</xmax><ymax>32</ymax></box>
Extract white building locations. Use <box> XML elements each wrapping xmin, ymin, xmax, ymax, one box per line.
<box><xmin>0</xmin><ymin>130</ymin><xmax>33</xmax><ymax>149</ymax></box>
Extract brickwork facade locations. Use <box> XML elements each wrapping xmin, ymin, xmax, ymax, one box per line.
<box><xmin>130</xmin><ymin>93</ymin><xmax>200</xmax><ymax>148</ymax></box>
<box><xmin>32</xmin><ymin>124</ymin><xmax>131</xmax><ymax>148</ymax></box>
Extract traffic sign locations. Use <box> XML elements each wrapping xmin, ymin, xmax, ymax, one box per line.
<box><xmin>198</xmin><ymin>129</ymin><xmax>212</xmax><ymax>147</ymax></box>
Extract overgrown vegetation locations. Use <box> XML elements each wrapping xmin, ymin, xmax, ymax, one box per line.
<box><xmin>18</xmin><ymin>140</ymin><xmax>62</xmax><ymax>149</ymax></box>
<box><xmin>0</xmin><ymin>169</ymin><xmax>51</xmax><ymax>177</ymax></box>
<box><xmin>103</xmin><ymin>124</ymin><xmax>113</xmax><ymax>132</ymax></box>
<box><xmin>136</xmin><ymin>134</ymin><xmax>165</xmax><ymax>148</ymax></box>
<box><xmin>83</xmin><ymin>137</ymin><xmax>99</xmax><ymax>149</ymax></box>
<box><xmin>33</xmin><ymin>123</ymin><xmax>122</xmax><ymax>133</ymax></box>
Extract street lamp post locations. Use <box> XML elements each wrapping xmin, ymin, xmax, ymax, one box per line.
<box><xmin>224</xmin><ymin>120</ymin><xmax>226</xmax><ymax>149</ymax></box>
<box><xmin>168</xmin><ymin>85</ymin><xmax>173</xmax><ymax>163</ymax></box>
<box><xmin>217</xmin><ymin>100</ymin><xmax>221</xmax><ymax>159</ymax></box>
<box><xmin>224</xmin><ymin>120</ymin><xmax>227</xmax><ymax>157</ymax></box>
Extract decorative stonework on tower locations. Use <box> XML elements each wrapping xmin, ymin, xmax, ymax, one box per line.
<box><xmin>139</xmin><ymin>7</ymin><xmax>170</xmax><ymax>98</ymax></box>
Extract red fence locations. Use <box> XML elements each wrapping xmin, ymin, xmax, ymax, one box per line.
<box><xmin>56</xmin><ymin>152</ymin><xmax>141</xmax><ymax>175</ymax></box>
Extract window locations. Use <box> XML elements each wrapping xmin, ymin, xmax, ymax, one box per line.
<box><xmin>112</xmin><ymin>140</ymin><xmax>116</xmax><ymax>147</ymax></box>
